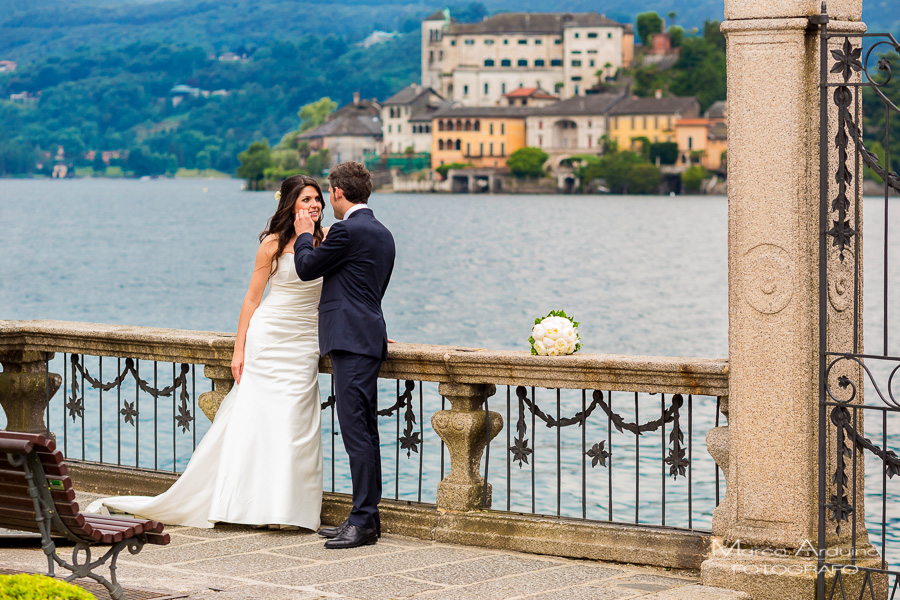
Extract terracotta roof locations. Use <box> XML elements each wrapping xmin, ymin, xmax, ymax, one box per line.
<box><xmin>432</xmin><ymin>105</ymin><xmax>534</xmax><ymax>118</ymax></box>
<box><xmin>383</xmin><ymin>84</ymin><xmax>442</xmax><ymax>106</ymax></box>
<box><xmin>609</xmin><ymin>96</ymin><xmax>700</xmax><ymax>116</ymax></box>
<box><xmin>299</xmin><ymin>115</ymin><xmax>383</xmax><ymax>139</ymax></box>
<box><xmin>504</xmin><ymin>87</ymin><xmax>557</xmax><ymax>99</ymax></box>
<box><xmin>448</xmin><ymin>12</ymin><xmax>628</xmax><ymax>35</ymax></box>
<box><xmin>531</xmin><ymin>93</ymin><xmax>624</xmax><ymax>116</ymax></box>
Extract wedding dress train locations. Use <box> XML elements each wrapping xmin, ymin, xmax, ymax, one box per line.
<box><xmin>87</xmin><ymin>254</ymin><xmax>323</xmax><ymax>529</ymax></box>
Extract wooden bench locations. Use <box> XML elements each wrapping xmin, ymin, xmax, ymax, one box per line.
<box><xmin>0</xmin><ymin>431</ymin><xmax>170</xmax><ymax>600</ymax></box>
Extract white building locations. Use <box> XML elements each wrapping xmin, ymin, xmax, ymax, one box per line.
<box><xmin>421</xmin><ymin>11</ymin><xmax>633</xmax><ymax>107</ymax></box>
<box><xmin>526</xmin><ymin>93</ymin><xmax>625</xmax><ymax>168</ymax></box>
<box><xmin>380</xmin><ymin>84</ymin><xmax>447</xmax><ymax>154</ymax></box>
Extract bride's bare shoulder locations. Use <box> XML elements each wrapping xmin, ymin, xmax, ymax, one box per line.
<box><xmin>259</xmin><ymin>234</ymin><xmax>279</xmax><ymax>257</ymax></box>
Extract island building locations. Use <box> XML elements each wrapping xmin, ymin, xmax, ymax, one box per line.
<box><xmin>525</xmin><ymin>93</ymin><xmax>625</xmax><ymax>168</ymax></box>
<box><xmin>0</xmin><ymin>60</ymin><xmax>16</xmax><ymax>73</ymax></box>
<box><xmin>430</xmin><ymin>106</ymin><xmax>530</xmax><ymax>169</ymax></box>
<box><xmin>502</xmin><ymin>87</ymin><xmax>559</xmax><ymax>108</ymax></box>
<box><xmin>421</xmin><ymin>11</ymin><xmax>634</xmax><ymax>107</ymax></box>
<box><xmin>675</xmin><ymin>100</ymin><xmax>728</xmax><ymax>172</ymax></box>
<box><xmin>607</xmin><ymin>95</ymin><xmax>701</xmax><ymax>151</ymax></box>
<box><xmin>380</xmin><ymin>84</ymin><xmax>447</xmax><ymax>154</ymax></box>
<box><xmin>299</xmin><ymin>93</ymin><xmax>383</xmax><ymax>167</ymax></box>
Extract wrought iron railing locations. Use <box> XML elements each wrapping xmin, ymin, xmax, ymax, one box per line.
<box><xmin>0</xmin><ymin>320</ymin><xmax>727</xmax><ymax>534</ymax></box>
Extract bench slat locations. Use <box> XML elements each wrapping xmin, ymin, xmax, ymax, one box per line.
<box><xmin>0</xmin><ymin>432</ymin><xmax>54</xmax><ymax>453</ymax></box>
<box><xmin>0</xmin><ymin>482</ymin><xmax>75</xmax><ymax>503</ymax></box>
<box><xmin>0</xmin><ymin>494</ymin><xmax>78</xmax><ymax>514</ymax></box>
<box><xmin>0</xmin><ymin>438</ymin><xmax>34</xmax><ymax>454</ymax></box>
<box><xmin>0</xmin><ymin>457</ymin><xmax>67</xmax><ymax>477</ymax></box>
<box><xmin>145</xmin><ymin>531</ymin><xmax>170</xmax><ymax>545</ymax></box>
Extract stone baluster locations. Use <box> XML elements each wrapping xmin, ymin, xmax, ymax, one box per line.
<box><xmin>198</xmin><ymin>364</ymin><xmax>234</xmax><ymax>422</ymax></box>
<box><xmin>432</xmin><ymin>383</ymin><xmax>503</xmax><ymax>511</ymax></box>
<box><xmin>0</xmin><ymin>350</ymin><xmax>60</xmax><ymax>436</ymax></box>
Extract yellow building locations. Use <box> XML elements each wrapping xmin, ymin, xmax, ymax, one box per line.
<box><xmin>431</xmin><ymin>106</ymin><xmax>529</xmax><ymax>169</ymax></box>
<box><xmin>607</xmin><ymin>96</ymin><xmax>701</xmax><ymax>151</ymax></box>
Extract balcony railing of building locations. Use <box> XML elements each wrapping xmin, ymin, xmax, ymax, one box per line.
<box><xmin>0</xmin><ymin>320</ymin><xmax>728</xmax><ymax>569</ymax></box>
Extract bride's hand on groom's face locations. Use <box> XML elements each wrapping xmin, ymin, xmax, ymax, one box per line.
<box><xmin>294</xmin><ymin>209</ymin><xmax>315</xmax><ymax>237</ymax></box>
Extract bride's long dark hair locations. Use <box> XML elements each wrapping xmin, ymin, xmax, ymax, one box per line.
<box><xmin>259</xmin><ymin>174</ymin><xmax>325</xmax><ymax>278</ymax></box>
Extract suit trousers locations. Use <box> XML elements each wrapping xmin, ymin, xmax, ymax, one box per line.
<box><xmin>329</xmin><ymin>350</ymin><xmax>383</xmax><ymax>529</ymax></box>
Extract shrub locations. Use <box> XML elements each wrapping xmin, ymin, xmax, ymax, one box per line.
<box><xmin>0</xmin><ymin>574</ymin><xmax>96</xmax><ymax>599</ymax></box>
<box><xmin>435</xmin><ymin>162</ymin><xmax>472</xmax><ymax>179</ymax></box>
<box><xmin>626</xmin><ymin>163</ymin><xmax>662</xmax><ymax>194</ymax></box>
<box><xmin>506</xmin><ymin>146</ymin><xmax>549</xmax><ymax>178</ymax></box>
<box><xmin>681</xmin><ymin>165</ymin><xmax>708</xmax><ymax>193</ymax></box>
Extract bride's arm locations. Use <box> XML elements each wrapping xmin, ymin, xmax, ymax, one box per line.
<box><xmin>232</xmin><ymin>236</ymin><xmax>277</xmax><ymax>383</ymax></box>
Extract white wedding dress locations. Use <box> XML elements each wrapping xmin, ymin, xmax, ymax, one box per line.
<box><xmin>87</xmin><ymin>254</ymin><xmax>323</xmax><ymax>529</ymax></box>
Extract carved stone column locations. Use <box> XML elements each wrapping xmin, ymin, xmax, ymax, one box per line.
<box><xmin>702</xmin><ymin>1</ymin><xmax>885</xmax><ymax>598</ymax></box>
<box><xmin>0</xmin><ymin>350</ymin><xmax>60</xmax><ymax>436</ymax></box>
<box><xmin>432</xmin><ymin>383</ymin><xmax>502</xmax><ymax>511</ymax></box>
<box><xmin>198</xmin><ymin>364</ymin><xmax>233</xmax><ymax>422</ymax></box>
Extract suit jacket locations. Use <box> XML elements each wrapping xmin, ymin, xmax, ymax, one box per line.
<box><xmin>294</xmin><ymin>208</ymin><xmax>395</xmax><ymax>360</ymax></box>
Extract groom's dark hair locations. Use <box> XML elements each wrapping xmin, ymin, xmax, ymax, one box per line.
<box><xmin>328</xmin><ymin>162</ymin><xmax>372</xmax><ymax>204</ymax></box>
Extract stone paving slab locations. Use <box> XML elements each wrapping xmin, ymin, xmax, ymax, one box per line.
<box><xmin>0</xmin><ymin>492</ymin><xmax>749</xmax><ymax>600</ymax></box>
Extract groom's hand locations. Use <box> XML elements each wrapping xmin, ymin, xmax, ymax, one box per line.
<box><xmin>294</xmin><ymin>209</ymin><xmax>315</xmax><ymax>237</ymax></box>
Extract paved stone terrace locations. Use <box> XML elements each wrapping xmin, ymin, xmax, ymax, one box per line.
<box><xmin>0</xmin><ymin>493</ymin><xmax>748</xmax><ymax>600</ymax></box>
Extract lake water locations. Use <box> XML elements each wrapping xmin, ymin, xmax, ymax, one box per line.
<box><xmin>1</xmin><ymin>179</ymin><xmax>899</xmax><ymax>561</ymax></box>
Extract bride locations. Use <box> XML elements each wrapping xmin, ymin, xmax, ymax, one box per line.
<box><xmin>87</xmin><ymin>175</ymin><xmax>327</xmax><ymax>530</ymax></box>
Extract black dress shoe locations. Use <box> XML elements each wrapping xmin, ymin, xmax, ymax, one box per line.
<box><xmin>317</xmin><ymin>519</ymin><xmax>349</xmax><ymax>539</ymax></box>
<box><xmin>323</xmin><ymin>525</ymin><xmax>378</xmax><ymax>549</ymax></box>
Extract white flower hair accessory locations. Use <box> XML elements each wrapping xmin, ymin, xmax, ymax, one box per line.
<box><xmin>274</xmin><ymin>191</ymin><xmax>282</xmax><ymax>201</ymax></box>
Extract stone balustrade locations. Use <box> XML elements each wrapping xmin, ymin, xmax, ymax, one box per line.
<box><xmin>0</xmin><ymin>319</ymin><xmax>729</xmax><ymax>569</ymax></box>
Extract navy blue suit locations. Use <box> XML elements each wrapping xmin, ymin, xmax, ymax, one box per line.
<box><xmin>294</xmin><ymin>208</ymin><xmax>395</xmax><ymax>529</ymax></box>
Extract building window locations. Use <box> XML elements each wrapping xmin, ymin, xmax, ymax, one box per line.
<box><xmin>485</xmin><ymin>39</ymin><xmax>495</xmax><ymax>45</ymax></box>
<box><xmin>490</xmin><ymin>123</ymin><xmax>494</xmax><ymax>134</ymax></box>
<box><xmin>538</xmin><ymin>121</ymin><xmax>543</xmax><ymax>130</ymax></box>
<box><xmin>518</xmin><ymin>59</ymin><xmax>527</xmax><ymax>67</ymax></box>
<box><xmin>554</xmin><ymin>38</ymin><xmax>562</xmax><ymax>44</ymax></box>
<box><xmin>590</xmin><ymin>60</ymin><xmax>595</xmax><ymax>67</ymax></box>
<box><xmin>501</xmin><ymin>59</ymin><xmax>511</xmax><ymax>67</ymax></box>
<box><xmin>688</xmin><ymin>137</ymin><xmax>693</xmax><ymax>150</ymax></box>
<box><xmin>587</xmin><ymin>32</ymin><xmax>598</xmax><ymax>38</ymax></box>
<box><xmin>490</xmin><ymin>142</ymin><xmax>494</xmax><ymax>155</ymax></box>
<box><xmin>588</xmin><ymin>135</ymin><xmax>592</xmax><ymax>147</ymax></box>
<box><xmin>518</xmin><ymin>39</ymin><xmax>527</xmax><ymax>45</ymax></box>
<box><xmin>571</xmin><ymin>76</ymin><xmax>582</xmax><ymax>81</ymax></box>
<box><xmin>480</xmin><ymin>142</ymin><xmax>484</xmax><ymax>155</ymax></box>
<box><xmin>456</xmin><ymin>139</ymin><xmax>461</xmax><ymax>150</ymax></box>
<box><xmin>501</xmin><ymin>142</ymin><xmax>505</xmax><ymax>155</ymax></box>
<box><xmin>484</xmin><ymin>59</ymin><xmax>495</xmax><ymax>66</ymax></box>
<box><xmin>667</xmin><ymin>117</ymin><xmax>673</xmax><ymax>129</ymax></box>
<box><xmin>574</xmin><ymin>33</ymin><xmax>580</xmax><ymax>38</ymax></box>
<box><xmin>438</xmin><ymin>120</ymin><xmax>445</xmax><ymax>131</ymax></box>
<box><xmin>571</xmin><ymin>60</ymin><xmax>582</xmax><ymax>67</ymax></box>
<box><xmin>484</xmin><ymin>83</ymin><xmax>489</xmax><ymax>94</ymax></box>
<box><xmin>398</xmin><ymin>125</ymin><xmax>401</xmax><ymax>133</ymax></box>
<box><xmin>501</xmin><ymin>83</ymin><xmax>506</xmax><ymax>94</ymax></box>
<box><xmin>439</xmin><ymin>50</ymin><xmax>443</xmax><ymax>60</ymax></box>
<box><xmin>588</xmin><ymin>49</ymin><xmax>597</xmax><ymax>54</ymax></box>
<box><xmin>388</xmin><ymin>125</ymin><xmax>392</xmax><ymax>133</ymax></box>
<box><xmin>551</xmin><ymin>59</ymin><xmax>563</xmax><ymax>67</ymax></box>
<box><xmin>456</xmin><ymin>119</ymin><xmax>463</xmax><ymax>130</ymax></box>
<box><xmin>450</xmin><ymin>40</ymin><xmax>456</xmax><ymax>46</ymax></box>
<box><xmin>643</xmin><ymin>116</ymin><xmax>648</xmax><ymax>128</ymax></box>
<box><xmin>608</xmin><ymin>32</ymin><xmax>613</xmax><ymax>38</ymax></box>
<box><xmin>464</xmin><ymin>120</ymin><xmax>472</xmax><ymax>131</ymax></box>
<box><xmin>474</xmin><ymin>120</ymin><xmax>481</xmax><ymax>131</ymax></box>
<box><xmin>534</xmin><ymin>59</ymin><xmax>545</xmax><ymax>67</ymax></box>
<box><xmin>572</xmin><ymin>50</ymin><xmax>582</xmax><ymax>54</ymax></box>
<box><xmin>536</xmin><ymin>39</ymin><xmax>542</xmax><ymax>45</ymax></box>
<box><xmin>503</xmin><ymin>39</ymin><xmax>509</xmax><ymax>45</ymax></box>
<box><xmin>574</xmin><ymin>85</ymin><xmax>579</xmax><ymax>94</ymax></box>
<box><xmin>588</xmin><ymin>120</ymin><xmax>592</xmax><ymax>127</ymax></box>
<box><xmin>463</xmin><ymin>85</ymin><xmax>469</xmax><ymax>96</ymax></box>
<box><xmin>631</xmin><ymin>116</ymin><xmax>636</xmax><ymax>128</ymax></box>
<box><xmin>438</xmin><ymin>140</ymin><xmax>444</xmax><ymax>150</ymax></box>
<box><xmin>466</xmin><ymin>142</ymin><xmax>470</xmax><ymax>155</ymax></box>
<box><xmin>654</xmin><ymin>116</ymin><xmax>659</xmax><ymax>128</ymax></box>
<box><xmin>465</xmin><ymin>39</ymin><xmax>475</xmax><ymax>45</ymax></box>
<box><xmin>538</xmin><ymin>134</ymin><xmax>542</xmax><ymax>145</ymax></box>
<box><xmin>501</xmin><ymin>123</ymin><xmax>505</xmax><ymax>134</ymax></box>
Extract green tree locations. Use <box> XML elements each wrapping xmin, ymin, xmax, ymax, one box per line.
<box><xmin>305</xmin><ymin>149</ymin><xmax>330</xmax><ymax>176</ymax></box>
<box><xmin>581</xmin><ymin>149</ymin><xmax>644</xmax><ymax>193</ymax></box>
<box><xmin>669</xmin><ymin>26</ymin><xmax>684</xmax><ymax>48</ymax></box>
<box><xmin>626</xmin><ymin>163</ymin><xmax>662</xmax><ymax>194</ymax></box>
<box><xmin>649</xmin><ymin>142</ymin><xmax>679</xmax><ymax>165</ymax></box>
<box><xmin>667</xmin><ymin>12</ymin><xmax>678</xmax><ymax>26</ymax></box>
<box><xmin>298</xmin><ymin>97</ymin><xmax>337</xmax><ymax>133</ymax></box>
<box><xmin>681</xmin><ymin>165</ymin><xmax>708</xmax><ymax>193</ymax></box>
<box><xmin>636</xmin><ymin>12</ymin><xmax>664</xmax><ymax>46</ymax></box>
<box><xmin>506</xmin><ymin>146</ymin><xmax>549</xmax><ymax>178</ymax></box>
<box><xmin>236</xmin><ymin>139</ymin><xmax>273</xmax><ymax>190</ymax></box>
<box><xmin>435</xmin><ymin>162</ymin><xmax>472</xmax><ymax>179</ymax></box>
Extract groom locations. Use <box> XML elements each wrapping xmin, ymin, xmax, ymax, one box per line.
<box><xmin>293</xmin><ymin>162</ymin><xmax>395</xmax><ymax>549</ymax></box>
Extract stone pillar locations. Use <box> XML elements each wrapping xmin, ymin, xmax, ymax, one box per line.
<box><xmin>702</xmin><ymin>1</ymin><xmax>885</xmax><ymax>598</ymax></box>
<box><xmin>198</xmin><ymin>364</ymin><xmax>233</xmax><ymax>422</ymax></box>
<box><xmin>0</xmin><ymin>350</ymin><xmax>60</xmax><ymax>436</ymax></box>
<box><xmin>432</xmin><ymin>383</ymin><xmax>502</xmax><ymax>511</ymax></box>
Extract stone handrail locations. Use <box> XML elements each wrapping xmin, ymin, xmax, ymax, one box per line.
<box><xmin>0</xmin><ymin>319</ymin><xmax>729</xmax><ymax>514</ymax></box>
<box><xmin>0</xmin><ymin>320</ymin><xmax>729</xmax><ymax>395</ymax></box>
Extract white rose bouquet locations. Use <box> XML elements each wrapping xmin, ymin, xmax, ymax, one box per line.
<box><xmin>529</xmin><ymin>310</ymin><xmax>581</xmax><ymax>356</ymax></box>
